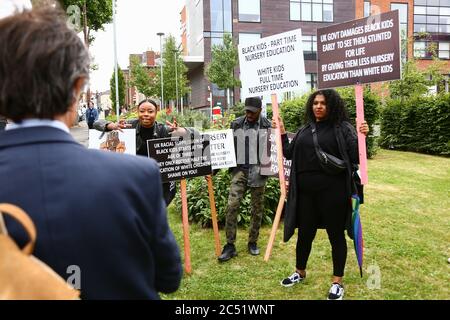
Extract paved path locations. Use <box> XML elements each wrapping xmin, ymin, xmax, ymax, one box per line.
<box><xmin>70</xmin><ymin>121</ymin><xmax>89</xmax><ymax>147</ymax></box>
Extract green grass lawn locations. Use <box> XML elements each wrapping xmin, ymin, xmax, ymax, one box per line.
<box><xmin>162</xmin><ymin>149</ymin><xmax>450</xmax><ymax>300</ymax></box>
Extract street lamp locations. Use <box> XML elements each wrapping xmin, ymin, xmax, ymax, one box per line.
<box><xmin>172</xmin><ymin>49</ymin><xmax>179</xmax><ymax>114</ymax></box>
<box><xmin>157</xmin><ymin>32</ymin><xmax>165</xmax><ymax>110</ymax></box>
<box><xmin>113</xmin><ymin>0</ymin><xmax>120</xmax><ymax>121</ymax></box>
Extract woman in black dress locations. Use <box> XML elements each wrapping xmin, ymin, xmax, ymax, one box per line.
<box><xmin>274</xmin><ymin>89</ymin><xmax>369</xmax><ymax>300</ymax></box>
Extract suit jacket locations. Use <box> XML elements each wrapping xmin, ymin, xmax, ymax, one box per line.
<box><xmin>0</xmin><ymin>126</ymin><xmax>182</xmax><ymax>299</ymax></box>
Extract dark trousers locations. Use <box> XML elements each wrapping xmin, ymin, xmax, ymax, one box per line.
<box><xmin>88</xmin><ymin>122</ymin><xmax>94</xmax><ymax>129</ymax></box>
<box><xmin>295</xmin><ymin>178</ymin><xmax>348</xmax><ymax>277</ymax></box>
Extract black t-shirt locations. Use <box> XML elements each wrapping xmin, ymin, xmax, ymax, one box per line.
<box><xmin>295</xmin><ymin>120</ymin><xmax>345</xmax><ymax>191</ymax></box>
<box><xmin>137</xmin><ymin>126</ymin><xmax>155</xmax><ymax>156</ymax></box>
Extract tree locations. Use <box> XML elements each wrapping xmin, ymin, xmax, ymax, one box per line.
<box><xmin>60</xmin><ymin>1</ymin><xmax>113</xmax><ymax>102</ymax></box>
<box><xmin>59</xmin><ymin>0</ymin><xmax>113</xmax><ymax>48</ymax></box>
<box><xmin>129</xmin><ymin>56</ymin><xmax>158</xmax><ymax>99</ymax></box>
<box><xmin>160</xmin><ymin>35</ymin><xmax>190</xmax><ymax>109</ymax></box>
<box><xmin>205</xmin><ymin>33</ymin><xmax>240</xmax><ymax>109</ymax></box>
<box><xmin>110</xmin><ymin>66</ymin><xmax>125</xmax><ymax>113</ymax></box>
<box><xmin>389</xmin><ymin>32</ymin><xmax>448</xmax><ymax>101</ymax></box>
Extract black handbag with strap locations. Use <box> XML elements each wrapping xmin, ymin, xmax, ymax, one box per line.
<box><xmin>311</xmin><ymin>122</ymin><xmax>346</xmax><ymax>175</ymax></box>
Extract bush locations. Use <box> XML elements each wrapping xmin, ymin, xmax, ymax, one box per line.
<box><xmin>380</xmin><ymin>94</ymin><xmax>450</xmax><ymax>156</ymax></box>
<box><xmin>278</xmin><ymin>87</ymin><xmax>381</xmax><ymax>158</ymax></box>
<box><xmin>157</xmin><ymin>109</ymin><xmax>211</xmax><ymax>131</ymax></box>
<box><xmin>173</xmin><ymin>170</ymin><xmax>280</xmax><ymax>228</ymax></box>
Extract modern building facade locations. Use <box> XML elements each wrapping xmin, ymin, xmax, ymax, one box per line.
<box><xmin>181</xmin><ymin>0</ymin><xmax>449</xmax><ymax>111</ymax></box>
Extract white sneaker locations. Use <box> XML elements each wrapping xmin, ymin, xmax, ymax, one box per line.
<box><xmin>327</xmin><ymin>283</ymin><xmax>344</xmax><ymax>300</ymax></box>
<box><xmin>280</xmin><ymin>272</ymin><xmax>305</xmax><ymax>287</ymax></box>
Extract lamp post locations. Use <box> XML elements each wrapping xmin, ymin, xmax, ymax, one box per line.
<box><xmin>172</xmin><ymin>49</ymin><xmax>179</xmax><ymax>114</ymax></box>
<box><xmin>157</xmin><ymin>32</ymin><xmax>165</xmax><ymax>110</ymax></box>
<box><xmin>113</xmin><ymin>0</ymin><xmax>120</xmax><ymax>121</ymax></box>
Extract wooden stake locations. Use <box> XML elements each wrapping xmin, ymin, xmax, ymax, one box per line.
<box><xmin>206</xmin><ymin>175</ymin><xmax>221</xmax><ymax>256</ymax></box>
<box><xmin>180</xmin><ymin>178</ymin><xmax>192</xmax><ymax>274</ymax></box>
<box><xmin>355</xmin><ymin>84</ymin><xmax>368</xmax><ymax>185</ymax></box>
<box><xmin>264</xmin><ymin>93</ymin><xmax>287</xmax><ymax>262</ymax></box>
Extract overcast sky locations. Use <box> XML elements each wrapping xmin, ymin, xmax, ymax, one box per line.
<box><xmin>89</xmin><ymin>0</ymin><xmax>185</xmax><ymax>93</ymax></box>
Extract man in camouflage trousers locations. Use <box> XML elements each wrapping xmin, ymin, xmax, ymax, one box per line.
<box><xmin>218</xmin><ymin>97</ymin><xmax>271</xmax><ymax>262</ymax></box>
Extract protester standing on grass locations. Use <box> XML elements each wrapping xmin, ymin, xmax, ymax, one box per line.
<box><xmin>0</xmin><ymin>6</ymin><xmax>182</xmax><ymax>299</ymax></box>
<box><xmin>218</xmin><ymin>97</ymin><xmax>271</xmax><ymax>262</ymax></box>
<box><xmin>274</xmin><ymin>89</ymin><xmax>369</xmax><ymax>300</ymax></box>
<box><xmin>94</xmin><ymin>98</ymin><xmax>193</xmax><ymax>206</ymax></box>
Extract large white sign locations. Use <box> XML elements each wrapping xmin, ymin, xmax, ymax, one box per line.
<box><xmin>88</xmin><ymin>129</ymin><xmax>136</xmax><ymax>156</ymax></box>
<box><xmin>208</xmin><ymin>129</ymin><xmax>236</xmax><ymax>170</ymax></box>
<box><xmin>238</xmin><ymin>29</ymin><xmax>307</xmax><ymax>99</ymax></box>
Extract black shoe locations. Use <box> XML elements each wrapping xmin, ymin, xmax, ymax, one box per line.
<box><xmin>247</xmin><ymin>242</ymin><xmax>260</xmax><ymax>255</ymax></box>
<box><xmin>218</xmin><ymin>243</ymin><xmax>237</xmax><ymax>262</ymax></box>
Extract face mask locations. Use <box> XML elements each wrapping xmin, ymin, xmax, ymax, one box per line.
<box><xmin>0</xmin><ymin>0</ymin><xmax>32</xmax><ymax>20</ymax></box>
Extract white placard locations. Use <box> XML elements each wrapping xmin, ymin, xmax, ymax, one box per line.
<box><xmin>207</xmin><ymin>129</ymin><xmax>236</xmax><ymax>170</ymax></box>
<box><xmin>88</xmin><ymin>129</ymin><xmax>136</xmax><ymax>156</ymax></box>
<box><xmin>238</xmin><ymin>29</ymin><xmax>307</xmax><ymax>99</ymax></box>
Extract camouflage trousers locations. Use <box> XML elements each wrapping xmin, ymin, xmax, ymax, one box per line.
<box><xmin>225</xmin><ymin>170</ymin><xmax>266</xmax><ymax>245</ymax></box>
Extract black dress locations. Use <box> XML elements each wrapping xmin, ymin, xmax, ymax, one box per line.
<box><xmin>282</xmin><ymin>120</ymin><xmax>359</xmax><ymax>242</ymax></box>
<box><xmin>293</xmin><ymin>119</ymin><xmax>348</xmax><ymax>232</ymax></box>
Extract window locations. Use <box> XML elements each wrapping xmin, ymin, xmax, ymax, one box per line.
<box><xmin>209</xmin><ymin>0</ymin><xmax>232</xmax><ymax>50</ymax></box>
<box><xmin>302</xmin><ymin>35</ymin><xmax>317</xmax><ymax>60</ymax></box>
<box><xmin>290</xmin><ymin>0</ymin><xmax>333</xmax><ymax>22</ymax></box>
<box><xmin>238</xmin><ymin>0</ymin><xmax>260</xmax><ymax>22</ymax></box>
<box><xmin>414</xmin><ymin>41</ymin><xmax>427</xmax><ymax>57</ymax></box>
<box><xmin>392</xmin><ymin>3</ymin><xmax>408</xmax><ymax>61</ymax></box>
<box><xmin>364</xmin><ymin>1</ymin><xmax>371</xmax><ymax>17</ymax></box>
<box><xmin>305</xmin><ymin>73</ymin><xmax>317</xmax><ymax>90</ymax></box>
<box><xmin>238</xmin><ymin>33</ymin><xmax>261</xmax><ymax>45</ymax></box>
<box><xmin>439</xmin><ymin>42</ymin><xmax>450</xmax><ymax>58</ymax></box>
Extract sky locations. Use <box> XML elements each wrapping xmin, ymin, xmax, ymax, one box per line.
<box><xmin>89</xmin><ymin>0</ymin><xmax>185</xmax><ymax>93</ymax></box>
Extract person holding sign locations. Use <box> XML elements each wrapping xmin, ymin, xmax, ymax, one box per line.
<box><xmin>218</xmin><ymin>97</ymin><xmax>271</xmax><ymax>262</ymax></box>
<box><xmin>274</xmin><ymin>89</ymin><xmax>368</xmax><ymax>300</ymax></box>
<box><xmin>94</xmin><ymin>99</ymin><xmax>192</xmax><ymax>206</ymax></box>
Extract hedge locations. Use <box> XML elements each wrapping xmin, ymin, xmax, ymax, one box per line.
<box><xmin>380</xmin><ymin>94</ymin><xmax>450</xmax><ymax>156</ymax></box>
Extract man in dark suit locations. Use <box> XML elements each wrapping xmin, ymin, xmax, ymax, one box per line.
<box><xmin>0</xmin><ymin>7</ymin><xmax>182</xmax><ymax>299</ymax></box>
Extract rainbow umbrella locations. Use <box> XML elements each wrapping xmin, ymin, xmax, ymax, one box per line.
<box><xmin>351</xmin><ymin>194</ymin><xmax>364</xmax><ymax>277</ymax></box>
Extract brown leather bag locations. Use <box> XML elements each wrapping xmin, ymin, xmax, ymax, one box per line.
<box><xmin>0</xmin><ymin>203</ymin><xmax>80</xmax><ymax>300</ymax></box>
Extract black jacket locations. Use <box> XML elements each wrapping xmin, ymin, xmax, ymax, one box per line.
<box><xmin>282</xmin><ymin>121</ymin><xmax>359</xmax><ymax>242</ymax></box>
<box><xmin>94</xmin><ymin>119</ymin><xmax>176</xmax><ymax>205</ymax></box>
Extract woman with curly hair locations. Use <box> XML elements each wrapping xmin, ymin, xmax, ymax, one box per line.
<box><xmin>274</xmin><ymin>89</ymin><xmax>369</xmax><ymax>300</ymax></box>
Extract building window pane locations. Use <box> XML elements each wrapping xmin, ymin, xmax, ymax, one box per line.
<box><xmin>391</xmin><ymin>3</ymin><xmax>407</xmax><ymax>23</ymax></box>
<box><xmin>211</xmin><ymin>0</ymin><xmax>223</xmax><ymax>32</ymax></box>
<box><xmin>414</xmin><ymin>15</ymin><xmax>426</xmax><ymax>23</ymax></box>
<box><xmin>414</xmin><ymin>0</ymin><xmax>426</xmax><ymax>5</ymax></box>
<box><xmin>441</xmin><ymin>7</ymin><xmax>450</xmax><ymax>16</ymax></box>
<box><xmin>301</xmin><ymin>3</ymin><xmax>312</xmax><ymax>21</ymax></box>
<box><xmin>239</xmin><ymin>33</ymin><xmax>261</xmax><ymax>45</ymax></box>
<box><xmin>439</xmin><ymin>42</ymin><xmax>449</xmax><ymax>59</ymax></box>
<box><xmin>312</xmin><ymin>3</ymin><xmax>322</xmax><ymax>21</ymax></box>
<box><xmin>415</xmin><ymin>6</ymin><xmax>426</xmax><ymax>15</ymax></box>
<box><xmin>414</xmin><ymin>24</ymin><xmax>426</xmax><ymax>32</ymax></box>
<box><xmin>427</xmin><ymin>7</ymin><xmax>439</xmax><ymax>15</ymax></box>
<box><xmin>426</xmin><ymin>24</ymin><xmax>439</xmax><ymax>32</ymax></box>
<box><xmin>224</xmin><ymin>0</ymin><xmax>232</xmax><ymax>32</ymax></box>
<box><xmin>439</xmin><ymin>25</ymin><xmax>450</xmax><ymax>33</ymax></box>
<box><xmin>290</xmin><ymin>2</ymin><xmax>300</xmax><ymax>20</ymax></box>
<box><xmin>414</xmin><ymin>41</ymin><xmax>426</xmax><ymax>58</ymax></box>
<box><xmin>364</xmin><ymin>1</ymin><xmax>371</xmax><ymax>17</ymax></box>
<box><xmin>323</xmin><ymin>4</ymin><xmax>333</xmax><ymax>21</ymax></box>
<box><xmin>427</xmin><ymin>15</ymin><xmax>439</xmax><ymax>24</ymax></box>
<box><xmin>441</xmin><ymin>0</ymin><xmax>450</xmax><ymax>6</ymax></box>
<box><xmin>238</xmin><ymin>0</ymin><xmax>261</xmax><ymax>23</ymax></box>
<box><xmin>427</xmin><ymin>0</ymin><xmax>439</xmax><ymax>6</ymax></box>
